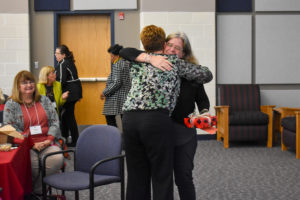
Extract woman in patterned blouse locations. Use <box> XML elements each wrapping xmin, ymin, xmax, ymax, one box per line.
<box><xmin>121</xmin><ymin>25</ymin><xmax>213</xmax><ymax>200</ymax></box>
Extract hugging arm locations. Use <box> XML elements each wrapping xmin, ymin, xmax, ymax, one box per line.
<box><xmin>119</xmin><ymin>47</ymin><xmax>173</xmax><ymax>71</ymax></box>
<box><xmin>177</xmin><ymin>59</ymin><xmax>213</xmax><ymax>84</ymax></box>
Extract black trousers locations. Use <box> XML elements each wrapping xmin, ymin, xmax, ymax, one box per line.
<box><xmin>174</xmin><ymin>134</ymin><xmax>197</xmax><ymax>200</ymax></box>
<box><xmin>61</xmin><ymin>101</ymin><xmax>79</xmax><ymax>146</ymax></box>
<box><xmin>122</xmin><ymin>110</ymin><xmax>174</xmax><ymax>200</ymax></box>
<box><xmin>105</xmin><ymin>115</ymin><xmax>117</xmax><ymax>127</ymax></box>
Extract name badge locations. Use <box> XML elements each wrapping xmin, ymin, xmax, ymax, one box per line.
<box><xmin>52</xmin><ymin>102</ymin><xmax>57</xmax><ymax>109</ymax></box>
<box><xmin>30</xmin><ymin>125</ymin><xmax>42</xmax><ymax>135</ymax></box>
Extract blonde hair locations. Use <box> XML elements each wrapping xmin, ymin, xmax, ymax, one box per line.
<box><xmin>11</xmin><ymin>70</ymin><xmax>40</xmax><ymax>104</ymax></box>
<box><xmin>166</xmin><ymin>32</ymin><xmax>198</xmax><ymax>64</ymax></box>
<box><xmin>0</xmin><ymin>88</ymin><xmax>5</xmax><ymax>104</ymax></box>
<box><xmin>140</xmin><ymin>25</ymin><xmax>166</xmax><ymax>53</ymax></box>
<box><xmin>39</xmin><ymin>66</ymin><xmax>55</xmax><ymax>84</ymax></box>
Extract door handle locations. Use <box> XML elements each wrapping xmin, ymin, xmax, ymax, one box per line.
<box><xmin>79</xmin><ymin>77</ymin><xmax>107</xmax><ymax>82</ymax></box>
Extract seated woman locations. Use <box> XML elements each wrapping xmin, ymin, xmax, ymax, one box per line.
<box><xmin>3</xmin><ymin>70</ymin><xmax>64</xmax><ymax>195</ymax></box>
<box><xmin>0</xmin><ymin>88</ymin><xmax>8</xmax><ymax>124</ymax></box>
<box><xmin>0</xmin><ymin>88</ymin><xmax>8</xmax><ymax>109</ymax></box>
<box><xmin>37</xmin><ymin>66</ymin><xmax>69</xmax><ymax>115</ymax></box>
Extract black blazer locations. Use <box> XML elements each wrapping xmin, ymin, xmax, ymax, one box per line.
<box><xmin>56</xmin><ymin>59</ymin><xmax>82</xmax><ymax>102</ymax></box>
<box><xmin>171</xmin><ymin>78</ymin><xmax>210</xmax><ymax>125</ymax></box>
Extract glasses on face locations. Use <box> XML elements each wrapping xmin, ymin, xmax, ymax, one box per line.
<box><xmin>54</xmin><ymin>52</ymin><xmax>61</xmax><ymax>55</ymax></box>
<box><xmin>166</xmin><ymin>42</ymin><xmax>183</xmax><ymax>51</ymax></box>
<box><xmin>20</xmin><ymin>80</ymin><xmax>35</xmax><ymax>85</ymax></box>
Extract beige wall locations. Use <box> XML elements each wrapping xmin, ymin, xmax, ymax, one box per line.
<box><xmin>114</xmin><ymin>11</ymin><xmax>140</xmax><ymax>48</ymax></box>
<box><xmin>29</xmin><ymin>0</ymin><xmax>54</xmax><ymax>77</ymax></box>
<box><xmin>140</xmin><ymin>0</ymin><xmax>215</xmax><ymax>12</ymax></box>
<box><xmin>0</xmin><ymin>0</ymin><xmax>28</xmax><ymax>13</ymax></box>
<box><xmin>0</xmin><ymin>1</ymin><xmax>30</xmax><ymax>94</ymax></box>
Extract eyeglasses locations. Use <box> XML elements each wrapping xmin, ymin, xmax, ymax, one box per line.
<box><xmin>166</xmin><ymin>42</ymin><xmax>183</xmax><ymax>51</ymax></box>
<box><xmin>20</xmin><ymin>80</ymin><xmax>35</xmax><ymax>85</ymax></box>
<box><xmin>54</xmin><ymin>52</ymin><xmax>61</xmax><ymax>55</ymax></box>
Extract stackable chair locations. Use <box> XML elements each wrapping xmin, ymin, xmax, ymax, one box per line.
<box><xmin>41</xmin><ymin>125</ymin><xmax>125</xmax><ymax>200</ymax></box>
<box><xmin>0</xmin><ymin>111</ymin><xmax>3</xmax><ymax>125</ymax></box>
<box><xmin>280</xmin><ymin>108</ymin><xmax>300</xmax><ymax>159</ymax></box>
<box><xmin>215</xmin><ymin>84</ymin><xmax>275</xmax><ymax>148</ymax></box>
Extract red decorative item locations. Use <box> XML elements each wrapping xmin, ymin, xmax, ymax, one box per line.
<box><xmin>184</xmin><ymin>114</ymin><xmax>217</xmax><ymax>134</ymax></box>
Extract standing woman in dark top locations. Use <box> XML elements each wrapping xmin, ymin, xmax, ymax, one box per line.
<box><xmin>166</xmin><ymin>32</ymin><xmax>210</xmax><ymax>200</ymax></box>
<box><xmin>55</xmin><ymin>45</ymin><xmax>82</xmax><ymax>146</ymax></box>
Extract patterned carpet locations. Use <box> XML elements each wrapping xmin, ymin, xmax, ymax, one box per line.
<box><xmin>57</xmin><ymin>139</ymin><xmax>300</xmax><ymax>200</ymax></box>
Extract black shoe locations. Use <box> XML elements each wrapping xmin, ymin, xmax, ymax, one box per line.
<box><xmin>67</xmin><ymin>142</ymin><xmax>76</xmax><ymax>147</ymax></box>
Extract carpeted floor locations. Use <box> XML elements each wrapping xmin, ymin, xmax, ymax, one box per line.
<box><xmin>56</xmin><ymin>139</ymin><xmax>300</xmax><ymax>200</ymax></box>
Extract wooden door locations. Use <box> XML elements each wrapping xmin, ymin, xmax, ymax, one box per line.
<box><xmin>59</xmin><ymin>15</ymin><xmax>111</xmax><ymax>125</ymax></box>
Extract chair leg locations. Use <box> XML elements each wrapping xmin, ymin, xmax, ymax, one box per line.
<box><xmin>267</xmin><ymin>119</ymin><xmax>273</xmax><ymax>148</ymax></box>
<box><xmin>281</xmin><ymin>132</ymin><xmax>287</xmax><ymax>151</ymax></box>
<box><xmin>224</xmin><ymin>124</ymin><xmax>229</xmax><ymax>148</ymax></box>
<box><xmin>224</xmin><ymin>135</ymin><xmax>229</xmax><ymax>148</ymax></box>
<box><xmin>42</xmin><ymin>181</ymin><xmax>48</xmax><ymax>200</ymax></box>
<box><xmin>121</xmin><ymin>157</ymin><xmax>125</xmax><ymax>200</ymax></box>
<box><xmin>90</xmin><ymin>187</ymin><xmax>94</xmax><ymax>200</ymax></box>
<box><xmin>296</xmin><ymin>112</ymin><xmax>300</xmax><ymax>159</ymax></box>
<box><xmin>75</xmin><ymin>190</ymin><xmax>79</xmax><ymax>200</ymax></box>
<box><xmin>121</xmin><ymin>180</ymin><xmax>124</xmax><ymax>200</ymax></box>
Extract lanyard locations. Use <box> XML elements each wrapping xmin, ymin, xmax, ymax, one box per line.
<box><xmin>24</xmin><ymin>102</ymin><xmax>40</xmax><ymax>127</ymax></box>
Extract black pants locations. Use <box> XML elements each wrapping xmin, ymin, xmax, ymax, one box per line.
<box><xmin>105</xmin><ymin>115</ymin><xmax>117</xmax><ymax>127</ymax></box>
<box><xmin>174</xmin><ymin>134</ymin><xmax>197</xmax><ymax>200</ymax></box>
<box><xmin>61</xmin><ymin>101</ymin><xmax>79</xmax><ymax>146</ymax></box>
<box><xmin>123</xmin><ymin>110</ymin><xmax>174</xmax><ymax>200</ymax></box>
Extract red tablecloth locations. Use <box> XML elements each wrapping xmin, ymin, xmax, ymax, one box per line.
<box><xmin>0</xmin><ymin>138</ymin><xmax>32</xmax><ymax>200</ymax></box>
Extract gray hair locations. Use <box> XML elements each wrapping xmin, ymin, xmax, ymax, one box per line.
<box><xmin>166</xmin><ymin>32</ymin><xmax>198</xmax><ymax>64</ymax></box>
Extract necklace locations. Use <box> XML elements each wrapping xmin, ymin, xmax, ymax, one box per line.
<box><xmin>23</xmin><ymin>100</ymin><xmax>34</xmax><ymax>107</ymax></box>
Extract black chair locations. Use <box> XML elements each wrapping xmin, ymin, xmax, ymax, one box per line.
<box><xmin>280</xmin><ymin>109</ymin><xmax>300</xmax><ymax>159</ymax></box>
<box><xmin>41</xmin><ymin>125</ymin><xmax>125</xmax><ymax>200</ymax></box>
<box><xmin>0</xmin><ymin>110</ymin><xmax>3</xmax><ymax>124</ymax></box>
<box><xmin>215</xmin><ymin>84</ymin><xmax>275</xmax><ymax>148</ymax></box>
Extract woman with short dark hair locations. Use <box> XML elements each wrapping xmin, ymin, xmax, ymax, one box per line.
<box><xmin>100</xmin><ymin>44</ymin><xmax>131</xmax><ymax>127</ymax></box>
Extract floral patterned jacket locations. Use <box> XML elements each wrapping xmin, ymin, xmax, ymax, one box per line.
<box><xmin>3</xmin><ymin>95</ymin><xmax>60</xmax><ymax>139</ymax></box>
<box><xmin>122</xmin><ymin>54</ymin><xmax>213</xmax><ymax>114</ymax></box>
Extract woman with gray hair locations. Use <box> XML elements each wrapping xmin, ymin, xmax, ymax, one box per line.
<box><xmin>165</xmin><ymin>32</ymin><xmax>210</xmax><ymax>200</ymax></box>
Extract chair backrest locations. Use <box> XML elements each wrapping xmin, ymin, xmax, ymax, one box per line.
<box><xmin>218</xmin><ymin>84</ymin><xmax>261</xmax><ymax>112</ymax></box>
<box><xmin>0</xmin><ymin>110</ymin><xmax>3</xmax><ymax>124</ymax></box>
<box><xmin>75</xmin><ymin>125</ymin><xmax>122</xmax><ymax>176</ymax></box>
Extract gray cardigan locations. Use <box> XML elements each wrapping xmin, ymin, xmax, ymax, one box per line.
<box><xmin>3</xmin><ymin>95</ymin><xmax>60</xmax><ymax>139</ymax></box>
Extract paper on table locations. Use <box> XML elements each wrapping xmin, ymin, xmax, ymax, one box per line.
<box><xmin>0</xmin><ymin>125</ymin><xmax>24</xmax><ymax>139</ymax></box>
